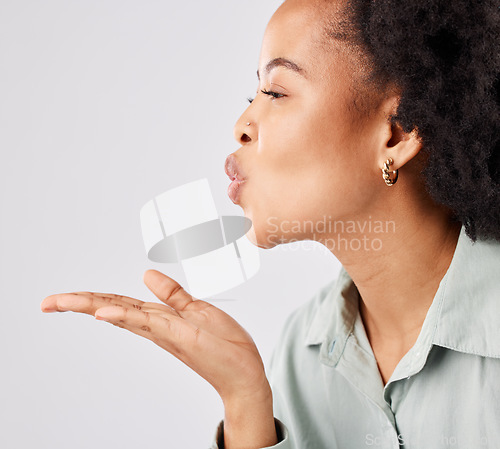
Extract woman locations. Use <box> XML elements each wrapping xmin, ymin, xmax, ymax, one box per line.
<box><xmin>41</xmin><ymin>0</ymin><xmax>500</xmax><ymax>448</ymax></box>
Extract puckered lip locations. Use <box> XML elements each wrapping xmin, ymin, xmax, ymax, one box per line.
<box><xmin>224</xmin><ymin>154</ymin><xmax>247</xmax><ymax>182</ymax></box>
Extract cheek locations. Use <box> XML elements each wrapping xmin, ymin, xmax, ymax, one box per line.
<box><xmin>244</xmin><ymin>155</ymin><xmax>349</xmax><ymax>247</ymax></box>
<box><xmin>254</xmin><ymin>103</ymin><xmax>355</xmax><ymax>204</ymax></box>
<box><xmin>242</xmin><ymin>99</ymin><xmax>377</xmax><ymax>244</ymax></box>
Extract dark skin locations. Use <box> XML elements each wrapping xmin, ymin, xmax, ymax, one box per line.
<box><xmin>233</xmin><ymin>0</ymin><xmax>461</xmax><ymax>385</ymax></box>
<box><xmin>41</xmin><ymin>271</ymin><xmax>276</xmax><ymax>448</ymax></box>
<box><xmin>41</xmin><ymin>0</ymin><xmax>462</xmax><ymax>448</ymax></box>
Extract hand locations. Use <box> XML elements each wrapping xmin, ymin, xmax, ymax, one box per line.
<box><xmin>40</xmin><ymin>270</ymin><xmax>271</xmax><ymax>403</ymax></box>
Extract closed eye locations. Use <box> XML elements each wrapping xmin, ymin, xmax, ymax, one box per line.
<box><xmin>247</xmin><ymin>89</ymin><xmax>286</xmax><ymax>104</ymax></box>
<box><xmin>261</xmin><ymin>89</ymin><xmax>285</xmax><ymax>99</ymax></box>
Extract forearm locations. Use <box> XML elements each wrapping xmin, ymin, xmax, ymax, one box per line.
<box><xmin>222</xmin><ymin>388</ymin><xmax>278</xmax><ymax>449</ymax></box>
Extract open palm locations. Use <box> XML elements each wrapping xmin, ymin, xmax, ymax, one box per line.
<box><xmin>40</xmin><ymin>269</ymin><xmax>270</xmax><ymax>402</ymax></box>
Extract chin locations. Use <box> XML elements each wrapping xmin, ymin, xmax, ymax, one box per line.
<box><xmin>244</xmin><ymin>220</ymin><xmax>266</xmax><ymax>249</ymax></box>
<box><xmin>243</xmin><ymin>216</ymin><xmax>282</xmax><ymax>250</ymax></box>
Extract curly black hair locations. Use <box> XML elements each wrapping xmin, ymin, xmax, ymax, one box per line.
<box><xmin>322</xmin><ymin>0</ymin><xmax>500</xmax><ymax>242</ymax></box>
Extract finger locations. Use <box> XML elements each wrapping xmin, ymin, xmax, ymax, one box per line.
<box><xmin>42</xmin><ymin>293</ymin><xmax>121</xmax><ymax>314</ymax></box>
<box><xmin>41</xmin><ymin>292</ymin><xmax>172</xmax><ymax>318</ymax></box>
<box><xmin>41</xmin><ymin>291</ymin><xmax>142</xmax><ymax>313</ymax></box>
<box><xmin>95</xmin><ymin>305</ymin><xmax>173</xmax><ymax>329</ymax></box>
<box><xmin>97</xmin><ymin>315</ymin><xmax>157</xmax><ymax>341</ymax></box>
<box><xmin>143</xmin><ymin>270</ymin><xmax>197</xmax><ymax>312</ymax></box>
<box><xmin>141</xmin><ymin>302</ymin><xmax>181</xmax><ymax>318</ymax></box>
<box><xmin>94</xmin><ymin>305</ymin><xmax>200</xmax><ymax>355</ymax></box>
<box><xmin>41</xmin><ymin>293</ymin><xmax>181</xmax><ymax>322</ymax></box>
<box><xmin>96</xmin><ymin>314</ymin><xmax>192</xmax><ymax>364</ymax></box>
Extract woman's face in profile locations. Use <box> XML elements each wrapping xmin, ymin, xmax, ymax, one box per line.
<box><xmin>229</xmin><ymin>0</ymin><xmax>388</xmax><ymax>249</ymax></box>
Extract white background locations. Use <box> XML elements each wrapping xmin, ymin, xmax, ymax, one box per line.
<box><xmin>0</xmin><ymin>1</ymin><xmax>341</xmax><ymax>447</ymax></box>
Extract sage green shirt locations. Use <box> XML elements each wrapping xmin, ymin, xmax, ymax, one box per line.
<box><xmin>210</xmin><ymin>225</ymin><xmax>500</xmax><ymax>448</ymax></box>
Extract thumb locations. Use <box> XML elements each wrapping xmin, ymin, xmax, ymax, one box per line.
<box><xmin>143</xmin><ymin>269</ymin><xmax>196</xmax><ymax>311</ymax></box>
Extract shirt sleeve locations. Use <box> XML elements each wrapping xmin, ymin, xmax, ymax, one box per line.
<box><xmin>208</xmin><ymin>417</ymin><xmax>291</xmax><ymax>449</ymax></box>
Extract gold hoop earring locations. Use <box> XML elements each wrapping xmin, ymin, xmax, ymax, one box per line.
<box><xmin>382</xmin><ymin>157</ymin><xmax>398</xmax><ymax>186</ymax></box>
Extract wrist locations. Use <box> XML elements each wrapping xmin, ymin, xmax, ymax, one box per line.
<box><xmin>222</xmin><ymin>387</ymin><xmax>277</xmax><ymax>449</ymax></box>
<box><xmin>222</xmin><ymin>382</ymin><xmax>273</xmax><ymax>411</ymax></box>
<box><xmin>223</xmin><ymin>389</ymin><xmax>273</xmax><ymax>422</ymax></box>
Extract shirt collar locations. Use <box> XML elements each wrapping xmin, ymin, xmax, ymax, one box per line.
<box><xmin>304</xmin><ymin>265</ymin><xmax>356</xmax><ymax>348</ymax></box>
<box><xmin>304</xmin><ymin>224</ymin><xmax>500</xmax><ymax>362</ymax></box>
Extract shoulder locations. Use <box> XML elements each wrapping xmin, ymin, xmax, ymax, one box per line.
<box><xmin>281</xmin><ymin>277</ymin><xmax>338</xmax><ymax>343</ymax></box>
<box><xmin>266</xmin><ymin>271</ymin><xmax>343</xmax><ymax>371</ymax></box>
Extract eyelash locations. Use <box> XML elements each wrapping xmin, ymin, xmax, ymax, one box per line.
<box><xmin>247</xmin><ymin>89</ymin><xmax>286</xmax><ymax>104</ymax></box>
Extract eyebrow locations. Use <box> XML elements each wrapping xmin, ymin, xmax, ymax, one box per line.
<box><xmin>256</xmin><ymin>57</ymin><xmax>306</xmax><ymax>80</ymax></box>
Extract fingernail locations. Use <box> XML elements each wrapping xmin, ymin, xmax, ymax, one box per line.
<box><xmin>95</xmin><ymin>315</ymin><xmax>111</xmax><ymax>322</ymax></box>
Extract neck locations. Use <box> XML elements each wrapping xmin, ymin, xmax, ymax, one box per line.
<box><xmin>321</xmin><ymin>193</ymin><xmax>462</xmax><ymax>349</ymax></box>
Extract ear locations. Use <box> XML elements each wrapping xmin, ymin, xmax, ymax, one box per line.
<box><xmin>375</xmin><ymin>96</ymin><xmax>423</xmax><ymax>172</ymax></box>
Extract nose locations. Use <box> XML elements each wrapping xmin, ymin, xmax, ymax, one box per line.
<box><xmin>233</xmin><ymin>112</ymin><xmax>254</xmax><ymax>145</ymax></box>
